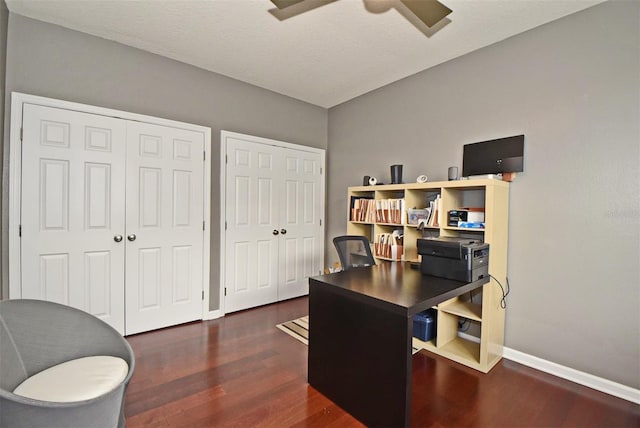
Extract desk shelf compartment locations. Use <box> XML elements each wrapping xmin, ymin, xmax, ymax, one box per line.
<box><xmin>438</xmin><ymin>297</ymin><xmax>482</xmax><ymax>322</ymax></box>
<box><xmin>412</xmin><ymin>311</ymin><xmax>482</xmax><ymax>369</ymax></box>
<box><xmin>439</xmin><ymin>187</ymin><xmax>485</xmax><ymax>238</ymax></box>
<box><xmin>412</xmin><ymin>337</ymin><xmax>436</xmax><ymax>352</ymax></box>
<box><xmin>436</xmin><ymin>311</ymin><xmax>481</xmax><ymax>366</ymax></box>
<box><xmin>437</xmin><ymin>336</ymin><xmax>481</xmax><ymax>367</ymax></box>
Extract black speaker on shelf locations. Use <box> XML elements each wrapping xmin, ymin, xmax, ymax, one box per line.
<box><xmin>390</xmin><ymin>165</ymin><xmax>403</xmax><ymax>184</ymax></box>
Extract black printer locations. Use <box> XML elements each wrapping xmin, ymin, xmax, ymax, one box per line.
<box><xmin>417</xmin><ymin>237</ymin><xmax>489</xmax><ymax>282</ymax></box>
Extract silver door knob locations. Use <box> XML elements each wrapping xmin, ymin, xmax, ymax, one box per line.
<box><xmin>280</xmin><ymin>229</ymin><xmax>287</xmax><ymax>235</ymax></box>
<box><xmin>127</xmin><ymin>234</ymin><xmax>137</xmax><ymax>242</ymax></box>
<box><xmin>272</xmin><ymin>230</ymin><xmax>279</xmax><ymax>235</ymax></box>
<box><xmin>114</xmin><ymin>235</ymin><xmax>123</xmax><ymax>243</ymax></box>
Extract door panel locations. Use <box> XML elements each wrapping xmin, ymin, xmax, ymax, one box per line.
<box><xmin>85</xmin><ymin>163</ymin><xmax>112</xmax><ymax>229</ymax></box>
<box><xmin>139</xmin><ymin>167</ymin><xmax>162</xmax><ymax>227</ymax></box>
<box><xmin>39</xmin><ymin>253</ymin><xmax>69</xmax><ymax>302</ymax></box>
<box><xmin>277</xmin><ymin>149</ymin><xmax>323</xmax><ymax>300</ymax></box>
<box><xmin>172</xmin><ymin>245</ymin><xmax>193</xmax><ymax>302</ymax></box>
<box><xmin>84</xmin><ymin>251</ymin><xmax>112</xmax><ymax>317</ymax></box>
<box><xmin>139</xmin><ymin>247</ymin><xmax>162</xmax><ymax>309</ymax></box>
<box><xmin>125</xmin><ymin>121</ymin><xmax>204</xmax><ymax>335</ymax></box>
<box><xmin>39</xmin><ymin>159</ymin><xmax>69</xmax><ymax>230</ymax></box>
<box><xmin>173</xmin><ymin>171</ymin><xmax>193</xmax><ymax>226</ymax></box>
<box><xmin>224</xmin><ymin>137</ymin><xmax>279</xmax><ymax>312</ymax></box>
<box><xmin>21</xmin><ymin>104</ymin><xmax>126</xmax><ymax>334</ymax></box>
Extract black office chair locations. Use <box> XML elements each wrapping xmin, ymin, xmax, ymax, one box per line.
<box><xmin>333</xmin><ymin>235</ymin><xmax>376</xmax><ymax>271</ymax></box>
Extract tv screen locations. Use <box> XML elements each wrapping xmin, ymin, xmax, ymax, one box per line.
<box><xmin>462</xmin><ymin>135</ymin><xmax>524</xmax><ymax>177</ymax></box>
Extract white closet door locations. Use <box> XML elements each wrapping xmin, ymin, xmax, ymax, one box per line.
<box><xmin>124</xmin><ymin>121</ymin><xmax>205</xmax><ymax>335</ymax></box>
<box><xmin>223</xmin><ymin>132</ymin><xmax>324</xmax><ymax>313</ymax></box>
<box><xmin>20</xmin><ymin>104</ymin><xmax>126</xmax><ymax>334</ymax></box>
<box><xmin>224</xmin><ymin>137</ymin><xmax>280</xmax><ymax>312</ymax></box>
<box><xmin>278</xmin><ymin>149</ymin><xmax>323</xmax><ymax>300</ymax></box>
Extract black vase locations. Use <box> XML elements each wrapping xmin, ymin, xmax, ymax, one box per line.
<box><xmin>390</xmin><ymin>165</ymin><xmax>403</xmax><ymax>184</ymax></box>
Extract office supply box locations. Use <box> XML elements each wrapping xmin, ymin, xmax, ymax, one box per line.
<box><xmin>447</xmin><ymin>209</ymin><xmax>485</xmax><ymax>227</ymax></box>
<box><xmin>413</xmin><ymin>309</ymin><xmax>436</xmax><ymax>341</ymax></box>
<box><xmin>417</xmin><ymin>237</ymin><xmax>489</xmax><ymax>282</ymax></box>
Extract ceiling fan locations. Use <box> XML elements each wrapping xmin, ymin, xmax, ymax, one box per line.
<box><xmin>270</xmin><ymin>0</ymin><xmax>452</xmax><ymax>28</ymax></box>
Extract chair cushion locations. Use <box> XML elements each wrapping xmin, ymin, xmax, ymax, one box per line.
<box><xmin>13</xmin><ymin>356</ymin><xmax>128</xmax><ymax>402</ymax></box>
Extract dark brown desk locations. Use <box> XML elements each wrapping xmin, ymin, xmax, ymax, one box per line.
<box><xmin>308</xmin><ymin>262</ymin><xmax>488</xmax><ymax>428</ymax></box>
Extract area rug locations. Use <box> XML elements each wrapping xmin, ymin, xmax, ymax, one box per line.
<box><xmin>276</xmin><ymin>316</ymin><xmax>309</xmax><ymax>345</ymax></box>
<box><xmin>276</xmin><ymin>316</ymin><xmax>420</xmax><ymax>354</ymax></box>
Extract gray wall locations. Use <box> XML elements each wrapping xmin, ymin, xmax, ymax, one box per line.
<box><xmin>327</xmin><ymin>1</ymin><xmax>639</xmax><ymax>388</ymax></box>
<box><xmin>1</xmin><ymin>14</ymin><xmax>328</xmax><ymax>309</ymax></box>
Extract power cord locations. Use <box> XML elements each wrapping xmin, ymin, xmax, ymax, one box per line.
<box><xmin>458</xmin><ymin>318</ymin><xmax>471</xmax><ymax>332</ymax></box>
<box><xmin>456</xmin><ymin>278</ymin><xmax>508</xmax><ymax>332</ymax></box>
<box><xmin>457</xmin><ymin>291</ymin><xmax>473</xmax><ymax>331</ymax></box>
<box><xmin>489</xmin><ymin>274</ymin><xmax>510</xmax><ymax>309</ymax></box>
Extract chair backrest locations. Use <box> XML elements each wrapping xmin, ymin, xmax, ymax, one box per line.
<box><xmin>333</xmin><ymin>235</ymin><xmax>376</xmax><ymax>271</ymax></box>
<box><xmin>0</xmin><ymin>312</ymin><xmax>29</xmax><ymax>391</ymax></box>
<box><xmin>0</xmin><ymin>299</ymin><xmax>136</xmax><ymax>428</ymax></box>
<box><xmin>0</xmin><ymin>300</ymin><xmax>135</xmax><ymax>388</ymax></box>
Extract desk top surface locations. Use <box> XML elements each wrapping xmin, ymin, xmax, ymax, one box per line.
<box><xmin>309</xmin><ymin>262</ymin><xmax>487</xmax><ymax>316</ymax></box>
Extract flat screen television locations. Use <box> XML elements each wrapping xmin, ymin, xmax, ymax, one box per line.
<box><xmin>462</xmin><ymin>135</ymin><xmax>525</xmax><ymax>177</ymax></box>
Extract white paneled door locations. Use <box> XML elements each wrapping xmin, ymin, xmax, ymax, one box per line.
<box><xmin>224</xmin><ymin>137</ymin><xmax>279</xmax><ymax>312</ymax></box>
<box><xmin>277</xmin><ymin>148</ymin><xmax>324</xmax><ymax>300</ymax></box>
<box><xmin>224</xmin><ymin>133</ymin><xmax>324</xmax><ymax>313</ymax></box>
<box><xmin>21</xmin><ymin>104</ymin><xmax>127</xmax><ymax>333</ymax></box>
<box><xmin>124</xmin><ymin>121</ymin><xmax>204</xmax><ymax>335</ymax></box>
<box><xmin>19</xmin><ymin>101</ymin><xmax>206</xmax><ymax>335</ymax></box>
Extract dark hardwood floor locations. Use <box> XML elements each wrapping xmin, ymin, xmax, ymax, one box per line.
<box><xmin>124</xmin><ymin>297</ymin><xmax>639</xmax><ymax>427</ymax></box>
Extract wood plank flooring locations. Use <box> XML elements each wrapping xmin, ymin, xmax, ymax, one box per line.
<box><xmin>125</xmin><ymin>296</ymin><xmax>639</xmax><ymax>427</ymax></box>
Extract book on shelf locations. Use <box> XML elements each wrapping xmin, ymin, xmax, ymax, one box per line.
<box><xmin>350</xmin><ymin>196</ymin><xmax>375</xmax><ymax>222</ymax></box>
<box><xmin>426</xmin><ymin>194</ymin><xmax>441</xmax><ymax>227</ymax></box>
<box><xmin>374</xmin><ymin>231</ymin><xmax>403</xmax><ymax>260</ymax></box>
<box><xmin>375</xmin><ymin>198</ymin><xmax>405</xmax><ymax>224</ymax></box>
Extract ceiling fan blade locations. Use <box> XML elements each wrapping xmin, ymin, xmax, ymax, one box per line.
<box><xmin>270</xmin><ymin>0</ymin><xmax>307</xmax><ymax>9</ymax></box>
<box><xmin>400</xmin><ymin>0</ymin><xmax>452</xmax><ymax>28</ymax></box>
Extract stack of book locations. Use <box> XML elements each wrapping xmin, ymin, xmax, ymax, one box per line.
<box><xmin>374</xmin><ymin>232</ymin><xmax>404</xmax><ymax>260</ymax></box>
<box><xmin>350</xmin><ymin>197</ymin><xmax>376</xmax><ymax>222</ymax></box>
<box><xmin>426</xmin><ymin>194</ymin><xmax>441</xmax><ymax>227</ymax></box>
<box><xmin>375</xmin><ymin>198</ymin><xmax>405</xmax><ymax>224</ymax></box>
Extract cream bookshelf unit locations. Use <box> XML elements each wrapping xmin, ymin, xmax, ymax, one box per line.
<box><xmin>346</xmin><ymin>179</ymin><xmax>509</xmax><ymax>372</ymax></box>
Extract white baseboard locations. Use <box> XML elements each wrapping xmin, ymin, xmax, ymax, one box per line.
<box><xmin>502</xmin><ymin>347</ymin><xmax>640</xmax><ymax>405</ymax></box>
<box><xmin>458</xmin><ymin>332</ymin><xmax>480</xmax><ymax>343</ymax></box>
<box><xmin>455</xmin><ymin>333</ymin><xmax>638</xmax><ymax>404</ymax></box>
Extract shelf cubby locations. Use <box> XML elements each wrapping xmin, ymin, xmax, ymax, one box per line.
<box><xmin>439</xmin><ymin>297</ymin><xmax>482</xmax><ymax>322</ymax></box>
<box><xmin>438</xmin><ymin>337</ymin><xmax>481</xmax><ymax>366</ymax></box>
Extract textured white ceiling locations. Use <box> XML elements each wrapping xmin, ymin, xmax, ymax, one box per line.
<box><xmin>6</xmin><ymin>0</ymin><xmax>605</xmax><ymax>108</ymax></box>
